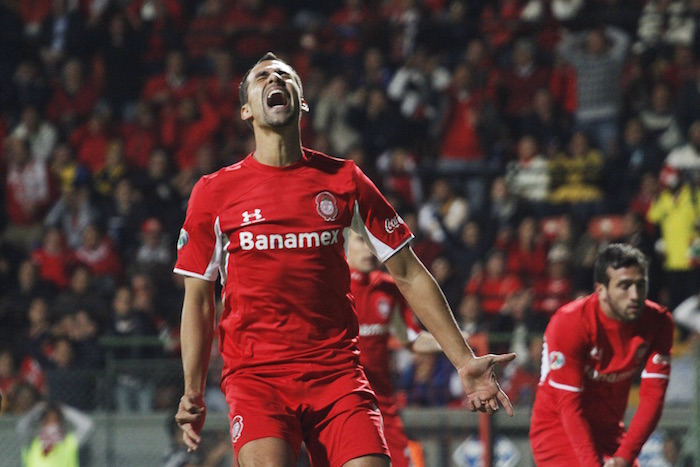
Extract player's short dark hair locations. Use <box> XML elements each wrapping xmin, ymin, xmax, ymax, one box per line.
<box><xmin>593</xmin><ymin>243</ymin><xmax>648</xmax><ymax>286</ymax></box>
<box><xmin>239</xmin><ymin>52</ymin><xmax>301</xmax><ymax>107</ymax></box>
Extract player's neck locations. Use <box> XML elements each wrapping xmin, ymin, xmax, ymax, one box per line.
<box><xmin>252</xmin><ymin>129</ymin><xmax>303</xmax><ymax>167</ymax></box>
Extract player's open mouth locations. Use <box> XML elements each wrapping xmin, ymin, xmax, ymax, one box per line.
<box><xmin>266</xmin><ymin>89</ymin><xmax>289</xmax><ymax>109</ymax></box>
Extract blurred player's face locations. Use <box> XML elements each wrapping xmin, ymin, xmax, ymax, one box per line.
<box><xmin>347</xmin><ymin>232</ymin><xmax>376</xmax><ymax>273</ymax></box>
<box><xmin>241</xmin><ymin>59</ymin><xmax>308</xmax><ymax>129</ymax></box>
<box><xmin>596</xmin><ymin>265</ymin><xmax>648</xmax><ymax>322</ymax></box>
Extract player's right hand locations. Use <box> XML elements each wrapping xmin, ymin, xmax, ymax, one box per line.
<box><xmin>175</xmin><ymin>394</ymin><xmax>207</xmax><ymax>452</ymax></box>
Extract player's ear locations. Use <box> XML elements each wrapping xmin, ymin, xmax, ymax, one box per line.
<box><xmin>241</xmin><ymin>103</ymin><xmax>252</xmax><ymax>122</ymax></box>
<box><xmin>594</xmin><ymin>282</ymin><xmax>606</xmax><ymax>297</ymax></box>
<box><xmin>300</xmin><ymin>98</ymin><xmax>309</xmax><ymax>113</ymax></box>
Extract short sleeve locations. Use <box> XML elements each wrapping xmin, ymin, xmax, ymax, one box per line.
<box><xmin>642</xmin><ymin>309</ymin><xmax>673</xmax><ymax>380</ymax></box>
<box><xmin>173</xmin><ymin>177</ymin><xmax>222</xmax><ymax>281</ymax></box>
<box><xmin>543</xmin><ymin>311</ymin><xmax>587</xmax><ymax>392</ymax></box>
<box><xmin>350</xmin><ymin>164</ymin><xmax>413</xmax><ymax>262</ymax></box>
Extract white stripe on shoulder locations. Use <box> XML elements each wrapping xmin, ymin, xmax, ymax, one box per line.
<box><xmin>548</xmin><ymin>380</ymin><xmax>583</xmax><ymax>392</ymax></box>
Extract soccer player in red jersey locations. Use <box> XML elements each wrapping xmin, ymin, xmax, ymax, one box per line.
<box><xmin>347</xmin><ymin>230</ymin><xmax>442</xmax><ymax>467</ymax></box>
<box><xmin>173</xmin><ymin>52</ymin><xmax>515</xmax><ymax>467</ymax></box>
<box><xmin>529</xmin><ymin>243</ymin><xmax>674</xmax><ymax>466</ymax></box>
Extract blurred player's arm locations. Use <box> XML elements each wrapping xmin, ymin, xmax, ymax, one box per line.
<box><xmin>384</xmin><ymin>244</ymin><xmax>515</xmax><ymax>415</ymax></box>
<box><xmin>176</xmin><ymin>276</ymin><xmax>216</xmax><ymax>451</ymax></box>
<box><xmin>388</xmin><ymin>296</ymin><xmax>442</xmax><ymax>353</ymax></box>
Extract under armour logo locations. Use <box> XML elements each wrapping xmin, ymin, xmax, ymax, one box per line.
<box><xmin>242</xmin><ymin>209</ymin><xmax>265</xmax><ymax>225</ymax></box>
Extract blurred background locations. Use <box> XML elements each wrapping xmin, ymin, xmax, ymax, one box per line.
<box><xmin>0</xmin><ymin>0</ymin><xmax>700</xmax><ymax>465</ymax></box>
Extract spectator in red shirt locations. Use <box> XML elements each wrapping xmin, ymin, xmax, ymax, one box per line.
<box><xmin>532</xmin><ymin>243</ymin><xmax>574</xmax><ymax>316</ymax></box>
<box><xmin>120</xmin><ymin>100</ymin><xmax>159</xmax><ymax>171</ymax></box>
<box><xmin>201</xmin><ymin>50</ymin><xmax>244</xmax><ymax>146</ymax></box>
<box><xmin>486</xmin><ymin>38</ymin><xmax>551</xmax><ymax>133</ymax></box>
<box><xmin>69</xmin><ymin>108</ymin><xmax>113</xmax><ymax>175</ymax></box>
<box><xmin>46</xmin><ymin>58</ymin><xmax>101</xmax><ymax>136</ymax></box>
<box><xmin>74</xmin><ymin>223</ymin><xmax>123</xmax><ymax>294</ymax></box>
<box><xmin>125</xmin><ymin>0</ymin><xmax>185</xmax><ymax>74</ymax></box>
<box><xmin>31</xmin><ymin>226</ymin><xmax>75</xmax><ymax>291</ymax></box>
<box><xmin>501</xmin><ymin>334</ymin><xmax>543</xmax><ymax>406</ymax></box>
<box><xmin>438</xmin><ymin>61</ymin><xmax>488</xmax><ymax>168</ymax></box>
<box><xmin>499</xmin><ymin>215</ymin><xmax>549</xmax><ymax>284</ymax></box>
<box><xmin>224</xmin><ymin>0</ymin><xmax>287</xmax><ymax>61</ymax></box>
<box><xmin>160</xmin><ymin>93</ymin><xmax>220</xmax><ymax>171</ymax></box>
<box><xmin>142</xmin><ymin>49</ymin><xmax>199</xmax><ymax>109</ymax></box>
<box><xmin>464</xmin><ymin>248</ymin><xmax>524</xmax><ymax>322</ymax></box>
<box><xmin>184</xmin><ymin>0</ymin><xmax>231</xmax><ymax>71</ymax></box>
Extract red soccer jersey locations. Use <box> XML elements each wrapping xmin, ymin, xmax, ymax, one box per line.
<box><xmin>350</xmin><ymin>268</ymin><xmax>420</xmax><ymax>406</ymax></box>
<box><xmin>174</xmin><ymin>149</ymin><xmax>413</xmax><ymax>380</ymax></box>
<box><xmin>530</xmin><ymin>293</ymin><xmax>673</xmax><ymax>465</ymax></box>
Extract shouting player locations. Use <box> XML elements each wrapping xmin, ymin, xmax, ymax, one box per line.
<box><xmin>529</xmin><ymin>243</ymin><xmax>673</xmax><ymax>466</ymax></box>
<box><xmin>173</xmin><ymin>52</ymin><xmax>514</xmax><ymax>467</ymax></box>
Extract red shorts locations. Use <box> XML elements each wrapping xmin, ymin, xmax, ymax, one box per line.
<box><xmin>222</xmin><ymin>364</ymin><xmax>389</xmax><ymax>466</ymax></box>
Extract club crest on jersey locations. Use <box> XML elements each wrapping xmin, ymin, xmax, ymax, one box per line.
<box><xmin>377</xmin><ymin>298</ymin><xmax>392</xmax><ymax>319</ymax></box>
<box><xmin>177</xmin><ymin>229</ymin><xmax>189</xmax><ymax>250</ymax></box>
<box><xmin>315</xmin><ymin>191</ymin><xmax>338</xmax><ymax>221</ymax></box>
<box><xmin>230</xmin><ymin>415</ymin><xmax>244</xmax><ymax>444</ymax></box>
<box><xmin>549</xmin><ymin>351</ymin><xmax>565</xmax><ymax>370</ymax></box>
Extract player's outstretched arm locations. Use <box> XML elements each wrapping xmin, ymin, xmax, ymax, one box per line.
<box><xmin>175</xmin><ymin>276</ymin><xmax>216</xmax><ymax>451</ymax></box>
<box><xmin>384</xmin><ymin>245</ymin><xmax>515</xmax><ymax>416</ymax></box>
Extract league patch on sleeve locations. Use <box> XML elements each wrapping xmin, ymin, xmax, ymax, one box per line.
<box><xmin>177</xmin><ymin>228</ymin><xmax>189</xmax><ymax>250</ymax></box>
<box><xmin>549</xmin><ymin>351</ymin><xmax>565</xmax><ymax>370</ymax></box>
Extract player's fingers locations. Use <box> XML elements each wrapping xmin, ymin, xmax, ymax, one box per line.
<box><xmin>497</xmin><ymin>389</ymin><xmax>514</xmax><ymax>417</ymax></box>
<box><xmin>465</xmin><ymin>398</ymin><xmax>477</xmax><ymax>412</ymax></box>
<box><xmin>489</xmin><ymin>353</ymin><xmax>517</xmax><ymax>367</ymax></box>
<box><xmin>488</xmin><ymin>398</ymin><xmax>499</xmax><ymax>412</ymax></box>
<box><xmin>180</xmin><ymin>423</ymin><xmax>202</xmax><ymax>451</ymax></box>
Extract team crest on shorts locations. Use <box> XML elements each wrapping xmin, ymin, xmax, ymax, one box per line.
<box><xmin>177</xmin><ymin>229</ymin><xmax>189</xmax><ymax>250</ymax></box>
<box><xmin>315</xmin><ymin>191</ymin><xmax>338</xmax><ymax>221</ymax></box>
<box><xmin>230</xmin><ymin>415</ymin><xmax>244</xmax><ymax>444</ymax></box>
<box><xmin>549</xmin><ymin>351</ymin><xmax>565</xmax><ymax>370</ymax></box>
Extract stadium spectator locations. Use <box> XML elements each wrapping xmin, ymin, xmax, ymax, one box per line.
<box><xmin>45</xmin><ymin>58</ymin><xmax>101</xmax><ymax>136</ymax></box>
<box><xmin>548</xmin><ymin>130</ymin><xmax>606</xmax><ymax>220</ymax></box>
<box><xmin>646</xmin><ymin>165</ymin><xmax>700</xmax><ymax>311</ymax></box>
<box><xmin>95</xmin><ymin>11</ymin><xmax>145</xmax><ymax>121</ymax></box>
<box><xmin>531</xmin><ymin>243</ymin><xmax>574</xmax><ymax>316</ymax></box>
<box><xmin>663</xmin><ymin>119</ymin><xmax>700</xmax><ymax>173</ymax></box>
<box><xmin>43</xmin><ymin>176</ymin><xmax>99</xmax><ymax>250</ymax></box>
<box><xmin>183</xmin><ymin>0</ymin><xmax>232</xmax><ymax>72</ymax></box>
<box><xmin>499</xmin><ymin>215</ymin><xmax>549</xmax><ymax>284</ymax></box>
<box><xmin>223</xmin><ymin>0</ymin><xmax>287</xmax><ymax>62</ymax></box>
<box><xmin>73</xmin><ymin>223</ymin><xmax>123</xmax><ymax>295</ymax></box>
<box><xmin>36</xmin><ymin>0</ymin><xmax>88</xmax><ymax>74</ymax></box>
<box><xmin>106</xmin><ymin>285</ymin><xmax>159</xmax><ymax>412</ymax></box>
<box><xmin>417</xmin><ymin>176</ymin><xmax>469</xmax><ymax>244</ymax></box>
<box><xmin>30</xmin><ymin>226</ymin><xmax>74</xmax><ymax>291</ymax></box>
<box><xmin>500</xmin><ymin>334</ymin><xmax>543</xmax><ymax>407</ymax></box>
<box><xmin>142</xmin><ymin>49</ymin><xmax>198</xmax><ymax>109</ymax></box>
<box><xmin>52</xmin><ymin>265</ymin><xmax>108</xmax><ymax>326</ymax></box>
<box><xmin>119</xmin><ymin>100</ymin><xmax>159</xmax><ymax>171</ymax></box>
<box><xmin>3</xmin><ymin>136</ymin><xmax>58</xmax><ymax>251</ymax></box>
<box><xmin>505</xmin><ymin>134</ymin><xmax>551</xmax><ymax>215</ymax></box>
<box><xmin>17</xmin><ymin>400</ymin><xmax>94</xmax><ymax>466</ymax></box>
<box><xmin>556</xmin><ymin>25</ymin><xmax>630</xmax><ymax>156</ymax></box>
<box><xmin>464</xmin><ymin>248</ymin><xmax>524</xmax><ymax>322</ymax></box>
<box><xmin>103</xmin><ymin>177</ymin><xmax>148</xmax><ymax>259</ymax></box>
<box><xmin>160</xmin><ymin>93</ymin><xmax>220</xmax><ymax>171</ymax></box>
<box><xmin>10</xmin><ymin>105</ymin><xmax>58</xmax><ymax>164</ymax></box>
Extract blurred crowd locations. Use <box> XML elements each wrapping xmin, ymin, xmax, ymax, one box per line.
<box><xmin>0</xmin><ymin>0</ymin><xmax>700</xmax><ymax>416</ymax></box>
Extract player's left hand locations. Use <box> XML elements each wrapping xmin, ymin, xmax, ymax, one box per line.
<box><xmin>457</xmin><ymin>353</ymin><xmax>516</xmax><ymax>417</ymax></box>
